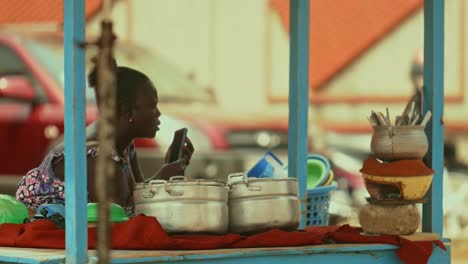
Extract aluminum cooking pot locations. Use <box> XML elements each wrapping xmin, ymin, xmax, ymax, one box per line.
<box><xmin>134</xmin><ymin>176</ymin><xmax>229</xmax><ymax>234</ymax></box>
<box><xmin>228</xmin><ymin>173</ymin><xmax>300</xmax><ymax>234</ymax></box>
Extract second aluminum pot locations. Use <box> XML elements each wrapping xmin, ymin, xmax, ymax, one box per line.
<box><xmin>134</xmin><ymin>176</ymin><xmax>229</xmax><ymax>234</ymax></box>
<box><xmin>228</xmin><ymin>173</ymin><xmax>301</xmax><ymax>234</ymax></box>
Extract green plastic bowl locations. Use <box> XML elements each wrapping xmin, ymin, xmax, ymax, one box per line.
<box><xmin>0</xmin><ymin>194</ymin><xmax>29</xmax><ymax>224</ymax></box>
<box><xmin>306</xmin><ymin>159</ymin><xmax>327</xmax><ymax>189</ymax></box>
<box><xmin>87</xmin><ymin>203</ymin><xmax>129</xmax><ymax>223</ymax></box>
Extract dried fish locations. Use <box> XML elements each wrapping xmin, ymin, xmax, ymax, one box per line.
<box><xmin>371</xmin><ymin>110</ymin><xmax>382</xmax><ymax>126</ymax></box>
<box><xmin>410</xmin><ymin>115</ymin><xmax>420</xmax><ymax>125</ymax></box>
<box><xmin>377</xmin><ymin>112</ymin><xmax>388</xmax><ymax>126</ymax></box>
<box><xmin>386</xmin><ymin>107</ymin><xmax>392</xmax><ymax>126</ymax></box>
<box><xmin>395</xmin><ymin>115</ymin><xmax>401</xmax><ymax>126</ymax></box>
<box><xmin>398</xmin><ymin>99</ymin><xmax>415</xmax><ymax>126</ymax></box>
<box><xmin>409</xmin><ymin>102</ymin><xmax>415</xmax><ymax>121</ymax></box>
<box><xmin>421</xmin><ymin>111</ymin><xmax>432</xmax><ymax>127</ymax></box>
<box><xmin>368</xmin><ymin>116</ymin><xmax>377</xmax><ymax>127</ymax></box>
<box><xmin>410</xmin><ymin>102</ymin><xmax>417</xmax><ymax>124</ymax></box>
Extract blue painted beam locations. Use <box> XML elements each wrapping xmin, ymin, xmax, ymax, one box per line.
<box><xmin>97</xmin><ymin>245</ymin><xmax>448</xmax><ymax>264</ymax></box>
<box><xmin>64</xmin><ymin>0</ymin><xmax>88</xmax><ymax>263</ymax></box>
<box><xmin>288</xmin><ymin>0</ymin><xmax>310</xmax><ymax>229</ymax></box>
<box><xmin>0</xmin><ymin>256</ymin><xmax>65</xmax><ymax>264</ymax></box>
<box><xmin>422</xmin><ymin>0</ymin><xmax>444</xmax><ymax>236</ymax></box>
<box><xmin>0</xmin><ymin>243</ymin><xmax>451</xmax><ymax>264</ymax></box>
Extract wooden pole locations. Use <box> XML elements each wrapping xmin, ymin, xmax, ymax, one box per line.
<box><xmin>95</xmin><ymin>19</ymin><xmax>116</xmax><ymax>264</ymax></box>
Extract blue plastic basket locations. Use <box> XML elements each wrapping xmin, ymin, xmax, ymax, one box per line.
<box><xmin>306</xmin><ymin>184</ymin><xmax>336</xmax><ymax>226</ymax></box>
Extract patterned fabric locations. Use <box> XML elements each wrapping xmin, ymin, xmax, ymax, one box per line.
<box><xmin>16</xmin><ymin>142</ymin><xmax>136</xmax><ymax>217</ymax></box>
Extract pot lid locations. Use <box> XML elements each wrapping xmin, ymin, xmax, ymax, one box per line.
<box><xmin>136</xmin><ymin>176</ymin><xmax>227</xmax><ymax>188</ymax></box>
<box><xmin>229</xmin><ymin>175</ymin><xmax>297</xmax><ymax>185</ymax></box>
<box><xmin>166</xmin><ymin>176</ymin><xmax>227</xmax><ymax>187</ymax></box>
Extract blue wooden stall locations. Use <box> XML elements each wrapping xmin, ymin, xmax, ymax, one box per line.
<box><xmin>0</xmin><ymin>0</ymin><xmax>451</xmax><ymax>263</ymax></box>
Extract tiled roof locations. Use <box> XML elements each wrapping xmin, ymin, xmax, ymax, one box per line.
<box><xmin>269</xmin><ymin>0</ymin><xmax>423</xmax><ymax>90</ymax></box>
<box><xmin>0</xmin><ymin>0</ymin><xmax>102</xmax><ymax>24</ymax></box>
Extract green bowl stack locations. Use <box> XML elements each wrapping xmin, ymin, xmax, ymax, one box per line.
<box><xmin>87</xmin><ymin>203</ymin><xmax>129</xmax><ymax>223</ymax></box>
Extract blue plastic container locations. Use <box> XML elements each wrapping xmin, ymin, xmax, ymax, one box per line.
<box><xmin>34</xmin><ymin>203</ymin><xmax>66</xmax><ymax>219</ymax></box>
<box><xmin>247</xmin><ymin>151</ymin><xmax>286</xmax><ymax>178</ymax></box>
<box><xmin>305</xmin><ymin>184</ymin><xmax>336</xmax><ymax>226</ymax></box>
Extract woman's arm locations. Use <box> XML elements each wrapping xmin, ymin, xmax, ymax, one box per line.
<box><xmin>85</xmin><ymin>157</ymin><xmax>129</xmax><ymax>205</ymax></box>
<box><xmin>148</xmin><ymin>159</ymin><xmax>187</xmax><ymax>181</ymax></box>
<box><xmin>130</xmin><ymin>152</ymin><xmax>180</xmax><ymax>182</ymax></box>
<box><xmin>129</xmin><ymin>150</ymin><xmax>145</xmax><ymax>183</ymax></box>
<box><xmin>53</xmin><ymin>155</ymin><xmax>129</xmax><ymax>206</ymax></box>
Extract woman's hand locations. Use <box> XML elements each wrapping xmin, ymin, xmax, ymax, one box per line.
<box><xmin>164</xmin><ymin>137</ymin><xmax>195</xmax><ymax>165</ymax></box>
<box><xmin>142</xmin><ymin>137</ymin><xmax>194</xmax><ymax>182</ymax></box>
<box><xmin>154</xmin><ymin>159</ymin><xmax>187</xmax><ymax>181</ymax></box>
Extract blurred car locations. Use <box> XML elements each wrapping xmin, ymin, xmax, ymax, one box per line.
<box><xmin>0</xmin><ymin>31</ymin><xmax>289</xmax><ymax>194</ymax></box>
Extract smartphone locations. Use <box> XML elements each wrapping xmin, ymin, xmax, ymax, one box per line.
<box><xmin>168</xmin><ymin>128</ymin><xmax>188</xmax><ymax>163</ymax></box>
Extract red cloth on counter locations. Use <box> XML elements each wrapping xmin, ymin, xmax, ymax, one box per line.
<box><xmin>0</xmin><ymin>223</ymin><xmax>24</xmax><ymax>247</ymax></box>
<box><xmin>0</xmin><ymin>215</ymin><xmax>445</xmax><ymax>264</ymax></box>
<box><xmin>329</xmin><ymin>225</ymin><xmax>446</xmax><ymax>264</ymax></box>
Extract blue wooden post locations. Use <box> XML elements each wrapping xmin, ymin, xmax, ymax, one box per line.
<box><xmin>64</xmin><ymin>0</ymin><xmax>88</xmax><ymax>263</ymax></box>
<box><xmin>422</xmin><ymin>0</ymin><xmax>444</xmax><ymax>236</ymax></box>
<box><xmin>288</xmin><ymin>0</ymin><xmax>309</xmax><ymax>228</ymax></box>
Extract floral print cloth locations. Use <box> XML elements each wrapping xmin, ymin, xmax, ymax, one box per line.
<box><xmin>16</xmin><ymin>142</ymin><xmax>136</xmax><ymax>216</ymax></box>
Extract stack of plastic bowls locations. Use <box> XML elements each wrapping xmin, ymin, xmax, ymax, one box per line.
<box><xmin>306</xmin><ymin>154</ymin><xmax>332</xmax><ymax>189</ymax></box>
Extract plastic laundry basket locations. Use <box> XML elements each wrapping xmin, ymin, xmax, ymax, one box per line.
<box><xmin>305</xmin><ymin>184</ymin><xmax>336</xmax><ymax>226</ymax></box>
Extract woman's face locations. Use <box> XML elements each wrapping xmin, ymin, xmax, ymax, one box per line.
<box><xmin>131</xmin><ymin>81</ymin><xmax>161</xmax><ymax>138</ymax></box>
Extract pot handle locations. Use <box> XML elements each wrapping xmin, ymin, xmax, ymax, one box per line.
<box><xmin>228</xmin><ymin>173</ymin><xmax>248</xmax><ymax>185</ymax></box>
<box><xmin>166</xmin><ymin>188</ymin><xmax>184</xmax><ymax>196</ymax></box>
<box><xmin>248</xmin><ymin>185</ymin><xmax>262</xmax><ymax>191</ymax></box>
<box><xmin>142</xmin><ymin>180</ymin><xmax>167</xmax><ymax>198</ymax></box>
<box><xmin>169</xmin><ymin>176</ymin><xmax>187</xmax><ymax>181</ymax></box>
<box><xmin>142</xmin><ymin>192</ymin><xmax>155</xmax><ymax>198</ymax></box>
<box><xmin>165</xmin><ymin>177</ymin><xmax>185</xmax><ymax>196</ymax></box>
<box><xmin>228</xmin><ymin>173</ymin><xmax>262</xmax><ymax>191</ymax></box>
<box><xmin>164</xmin><ymin>184</ymin><xmax>185</xmax><ymax>196</ymax></box>
<box><xmin>149</xmin><ymin>180</ymin><xmax>166</xmax><ymax>185</ymax></box>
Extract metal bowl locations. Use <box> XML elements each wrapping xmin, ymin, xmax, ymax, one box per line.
<box><xmin>370</xmin><ymin>126</ymin><xmax>428</xmax><ymax>161</ymax></box>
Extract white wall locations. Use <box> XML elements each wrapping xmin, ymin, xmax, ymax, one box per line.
<box><xmin>266</xmin><ymin>0</ymin><xmax>467</xmax><ymax>123</ymax></box>
<box><xmin>318</xmin><ymin>0</ymin><xmax>466</xmax><ymax>122</ymax></box>
<box><xmin>89</xmin><ymin>0</ymin><xmax>270</xmax><ymax>114</ymax></box>
<box><xmin>87</xmin><ymin>0</ymin><xmax>468</xmax><ymax>159</ymax></box>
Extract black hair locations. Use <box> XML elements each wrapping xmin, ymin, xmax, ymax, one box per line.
<box><xmin>88</xmin><ymin>60</ymin><xmax>150</xmax><ymax>113</ymax></box>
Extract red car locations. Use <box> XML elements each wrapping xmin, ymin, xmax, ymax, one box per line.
<box><xmin>0</xmin><ymin>31</ymin><xmax>289</xmax><ymax>194</ymax></box>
